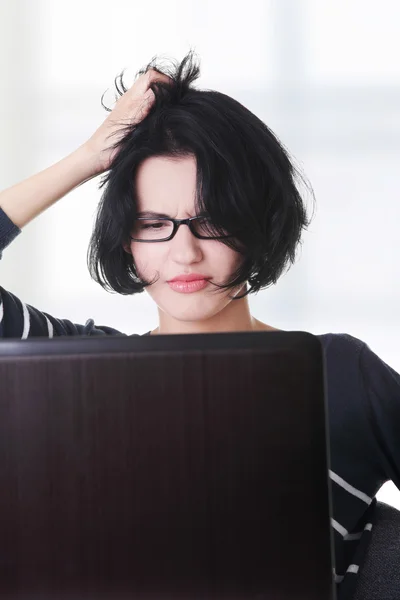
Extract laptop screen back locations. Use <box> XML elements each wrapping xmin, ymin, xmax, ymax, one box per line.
<box><xmin>0</xmin><ymin>331</ymin><xmax>334</xmax><ymax>599</ymax></box>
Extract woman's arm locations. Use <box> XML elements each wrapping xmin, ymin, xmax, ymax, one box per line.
<box><xmin>359</xmin><ymin>341</ymin><xmax>400</xmax><ymax>489</ymax></box>
<box><xmin>0</xmin><ymin>68</ymin><xmax>171</xmax><ymax>338</ymax></box>
<box><xmin>0</xmin><ymin>145</ymin><xmax>99</xmax><ymax>229</ymax></box>
<box><xmin>0</xmin><ymin>69</ymin><xmax>169</xmax><ymax>229</ymax></box>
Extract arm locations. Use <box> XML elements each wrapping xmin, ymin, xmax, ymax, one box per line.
<box><xmin>0</xmin><ymin>68</ymin><xmax>171</xmax><ymax>338</ymax></box>
<box><xmin>0</xmin><ymin>148</ymin><xmax>107</xmax><ymax>338</ymax></box>
<box><xmin>0</xmin><ymin>204</ymin><xmax>123</xmax><ymax>338</ymax></box>
<box><xmin>359</xmin><ymin>341</ymin><xmax>400</xmax><ymax>489</ymax></box>
<box><xmin>0</xmin><ymin>284</ymin><xmax>123</xmax><ymax>339</ymax></box>
<box><xmin>0</xmin><ymin>144</ymin><xmax>99</xmax><ymax>229</ymax></box>
<box><xmin>0</xmin><ymin>68</ymin><xmax>170</xmax><ymax>229</ymax></box>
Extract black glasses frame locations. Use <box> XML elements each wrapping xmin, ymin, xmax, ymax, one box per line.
<box><xmin>130</xmin><ymin>216</ymin><xmax>233</xmax><ymax>243</ymax></box>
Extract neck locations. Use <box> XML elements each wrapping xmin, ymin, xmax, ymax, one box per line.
<box><xmin>153</xmin><ymin>293</ymin><xmax>277</xmax><ymax>335</ymax></box>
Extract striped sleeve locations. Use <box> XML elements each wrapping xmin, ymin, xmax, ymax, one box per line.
<box><xmin>359</xmin><ymin>341</ymin><xmax>400</xmax><ymax>490</ymax></box>
<box><xmin>0</xmin><ymin>206</ymin><xmax>21</xmax><ymax>258</ymax></box>
<box><xmin>321</xmin><ymin>333</ymin><xmax>400</xmax><ymax>599</ymax></box>
<box><xmin>0</xmin><ymin>286</ymin><xmax>125</xmax><ymax>339</ymax></box>
<box><xmin>0</xmin><ymin>208</ymin><xmax>125</xmax><ymax>338</ymax></box>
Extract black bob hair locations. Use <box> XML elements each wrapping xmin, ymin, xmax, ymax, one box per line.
<box><xmin>88</xmin><ymin>50</ymin><xmax>314</xmax><ymax>299</ymax></box>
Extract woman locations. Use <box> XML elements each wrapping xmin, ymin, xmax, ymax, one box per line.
<box><xmin>0</xmin><ymin>52</ymin><xmax>399</xmax><ymax>598</ymax></box>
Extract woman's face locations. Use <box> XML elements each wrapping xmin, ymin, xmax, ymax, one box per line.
<box><xmin>127</xmin><ymin>155</ymin><xmax>244</xmax><ymax>326</ymax></box>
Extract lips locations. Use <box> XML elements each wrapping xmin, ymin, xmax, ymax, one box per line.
<box><xmin>167</xmin><ymin>275</ymin><xmax>210</xmax><ymax>294</ymax></box>
<box><xmin>167</xmin><ymin>274</ymin><xmax>209</xmax><ymax>283</ymax></box>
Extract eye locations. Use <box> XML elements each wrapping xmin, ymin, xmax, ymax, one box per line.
<box><xmin>132</xmin><ymin>219</ymin><xmax>174</xmax><ymax>241</ymax></box>
<box><xmin>141</xmin><ymin>221</ymin><xmax>168</xmax><ymax>229</ymax></box>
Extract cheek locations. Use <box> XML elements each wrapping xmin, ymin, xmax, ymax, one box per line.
<box><xmin>130</xmin><ymin>242</ymin><xmax>165</xmax><ymax>278</ymax></box>
<box><xmin>208</xmin><ymin>242</ymin><xmax>241</xmax><ymax>271</ymax></box>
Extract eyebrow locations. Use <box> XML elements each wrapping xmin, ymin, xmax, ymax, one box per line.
<box><xmin>136</xmin><ymin>211</ymin><xmax>172</xmax><ymax>219</ymax></box>
<box><xmin>136</xmin><ymin>211</ymin><xmax>209</xmax><ymax>219</ymax></box>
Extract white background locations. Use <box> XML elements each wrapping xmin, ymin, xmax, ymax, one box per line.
<box><xmin>0</xmin><ymin>0</ymin><xmax>399</xmax><ymax>507</ymax></box>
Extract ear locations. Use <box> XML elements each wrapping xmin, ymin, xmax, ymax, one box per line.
<box><xmin>123</xmin><ymin>243</ymin><xmax>132</xmax><ymax>254</ymax></box>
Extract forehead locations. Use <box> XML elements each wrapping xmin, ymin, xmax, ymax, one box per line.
<box><xmin>135</xmin><ymin>155</ymin><xmax>197</xmax><ymax>215</ymax></box>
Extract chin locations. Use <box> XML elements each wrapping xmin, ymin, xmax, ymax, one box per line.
<box><xmin>156</xmin><ymin>296</ymin><xmax>227</xmax><ymax>324</ymax></box>
<box><xmin>146</xmin><ymin>283</ymin><xmax>234</xmax><ymax>324</ymax></box>
<box><xmin>164</xmin><ymin>306</ymin><xmax>220</xmax><ymax>323</ymax></box>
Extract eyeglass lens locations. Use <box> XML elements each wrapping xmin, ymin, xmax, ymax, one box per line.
<box><xmin>131</xmin><ymin>218</ymin><xmax>223</xmax><ymax>241</ymax></box>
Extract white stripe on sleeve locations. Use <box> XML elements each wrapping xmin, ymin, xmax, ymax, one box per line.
<box><xmin>329</xmin><ymin>470</ymin><xmax>373</xmax><ymax>505</ymax></box>
<box><xmin>334</xmin><ymin>564</ymin><xmax>360</xmax><ymax>584</ymax></box>
<box><xmin>331</xmin><ymin>518</ymin><xmax>348</xmax><ymax>537</ymax></box>
<box><xmin>21</xmin><ymin>302</ymin><xmax>31</xmax><ymax>339</ymax></box>
<box><xmin>45</xmin><ymin>315</ymin><xmax>54</xmax><ymax>338</ymax></box>
<box><xmin>344</xmin><ymin>522</ymin><xmax>373</xmax><ymax>541</ymax></box>
<box><xmin>347</xmin><ymin>564</ymin><xmax>360</xmax><ymax>575</ymax></box>
<box><xmin>333</xmin><ymin>569</ymin><xmax>344</xmax><ymax>584</ymax></box>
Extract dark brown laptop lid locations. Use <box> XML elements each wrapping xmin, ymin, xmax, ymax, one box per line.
<box><xmin>0</xmin><ymin>331</ymin><xmax>334</xmax><ymax>599</ymax></box>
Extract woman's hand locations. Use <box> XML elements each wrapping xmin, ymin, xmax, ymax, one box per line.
<box><xmin>84</xmin><ymin>69</ymin><xmax>171</xmax><ymax>175</ymax></box>
<box><xmin>0</xmin><ymin>69</ymin><xmax>171</xmax><ymax>229</ymax></box>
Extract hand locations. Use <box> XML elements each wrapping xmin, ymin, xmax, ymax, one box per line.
<box><xmin>84</xmin><ymin>69</ymin><xmax>171</xmax><ymax>175</ymax></box>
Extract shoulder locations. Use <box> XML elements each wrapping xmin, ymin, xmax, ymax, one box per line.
<box><xmin>315</xmin><ymin>332</ymin><xmax>368</xmax><ymax>415</ymax></box>
<box><xmin>316</xmin><ymin>332</ymin><xmax>400</xmax><ymax>485</ymax></box>
<box><xmin>315</xmin><ymin>333</ymin><xmax>376</xmax><ymax>462</ymax></box>
<box><xmin>313</xmin><ymin>331</ymin><xmax>393</xmax><ymax>402</ymax></box>
<box><xmin>316</xmin><ymin>332</ymin><xmax>399</xmax><ymax>392</ymax></box>
<box><xmin>316</xmin><ymin>331</ymin><xmax>365</xmax><ymax>357</ymax></box>
<box><xmin>315</xmin><ymin>332</ymin><xmax>367</xmax><ymax>396</ymax></box>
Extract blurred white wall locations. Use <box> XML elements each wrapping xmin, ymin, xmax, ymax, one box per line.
<box><xmin>0</xmin><ymin>0</ymin><xmax>399</xmax><ymax>507</ymax></box>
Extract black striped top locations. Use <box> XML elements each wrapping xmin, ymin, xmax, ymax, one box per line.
<box><xmin>1</xmin><ymin>207</ymin><xmax>400</xmax><ymax>599</ymax></box>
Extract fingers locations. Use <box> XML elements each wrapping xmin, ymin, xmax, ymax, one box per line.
<box><xmin>125</xmin><ymin>68</ymin><xmax>171</xmax><ymax>122</ymax></box>
<box><xmin>146</xmin><ymin>68</ymin><xmax>172</xmax><ymax>86</ymax></box>
<box><xmin>110</xmin><ymin>67</ymin><xmax>172</xmax><ymax>128</ymax></box>
<box><xmin>135</xmin><ymin>88</ymin><xmax>156</xmax><ymax>122</ymax></box>
<box><xmin>133</xmin><ymin>68</ymin><xmax>172</xmax><ymax>95</ymax></box>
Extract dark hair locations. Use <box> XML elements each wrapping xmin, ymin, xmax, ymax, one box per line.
<box><xmin>88</xmin><ymin>50</ymin><xmax>314</xmax><ymax>299</ymax></box>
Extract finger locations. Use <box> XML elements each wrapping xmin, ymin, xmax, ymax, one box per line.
<box><xmin>135</xmin><ymin>88</ymin><xmax>156</xmax><ymax>122</ymax></box>
<box><xmin>146</xmin><ymin>69</ymin><xmax>172</xmax><ymax>86</ymax></box>
<box><xmin>133</xmin><ymin>69</ymin><xmax>171</xmax><ymax>95</ymax></box>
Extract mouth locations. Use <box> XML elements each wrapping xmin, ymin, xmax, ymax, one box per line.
<box><xmin>167</xmin><ymin>278</ymin><xmax>209</xmax><ymax>294</ymax></box>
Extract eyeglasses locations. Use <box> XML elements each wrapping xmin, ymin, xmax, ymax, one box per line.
<box><xmin>130</xmin><ymin>216</ymin><xmax>233</xmax><ymax>243</ymax></box>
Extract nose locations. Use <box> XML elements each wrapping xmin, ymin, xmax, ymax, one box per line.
<box><xmin>168</xmin><ymin>222</ymin><xmax>203</xmax><ymax>265</ymax></box>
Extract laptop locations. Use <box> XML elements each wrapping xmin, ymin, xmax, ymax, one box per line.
<box><xmin>0</xmin><ymin>331</ymin><xmax>335</xmax><ymax>600</ymax></box>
